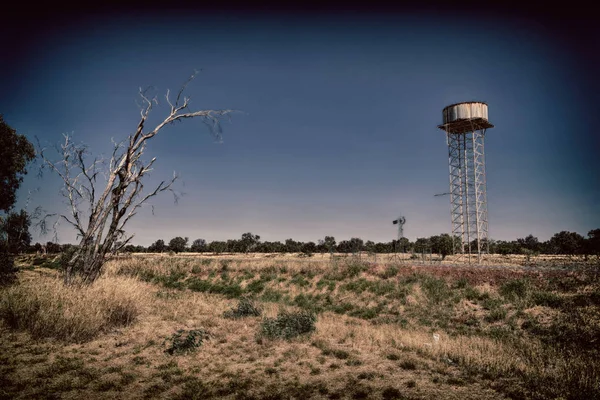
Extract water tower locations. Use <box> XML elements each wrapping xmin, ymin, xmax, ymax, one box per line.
<box><xmin>437</xmin><ymin>102</ymin><xmax>493</xmax><ymax>263</ymax></box>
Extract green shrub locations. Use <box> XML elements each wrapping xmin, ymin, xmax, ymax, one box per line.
<box><xmin>531</xmin><ymin>291</ymin><xmax>563</xmax><ymax>308</ymax></box>
<box><xmin>464</xmin><ymin>286</ymin><xmax>482</xmax><ymax>301</ymax></box>
<box><xmin>349</xmin><ymin>306</ymin><xmax>381</xmax><ymax>320</ymax></box>
<box><xmin>499</xmin><ymin>279</ymin><xmax>529</xmax><ymax>301</ymax></box>
<box><xmin>422</xmin><ymin>276</ymin><xmax>450</xmax><ymax>304</ymax></box>
<box><xmin>346</xmin><ymin>261</ymin><xmax>369</xmax><ymax>278</ymax></box>
<box><xmin>291</xmin><ymin>274</ymin><xmax>310</xmax><ymax>287</ymax></box>
<box><xmin>246</xmin><ymin>279</ymin><xmax>266</xmax><ymax>294</ymax></box>
<box><xmin>0</xmin><ymin>253</ymin><xmax>17</xmax><ymax>286</ymax></box>
<box><xmin>293</xmin><ymin>293</ymin><xmax>323</xmax><ymax>313</ymax></box>
<box><xmin>223</xmin><ymin>297</ymin><xmax>262</xmax><ymax>319</ymax></box>
<box><xmin>187</xmin><ymin>278</ymin><xmax>211</xmax><ymax>292</ymax></box>
<box><xmin>381</xmin><ymin>265</ymin><xmax>399</xmax><ymax>279</ymax></box>
<box><xmin>343</xmin><ymin>278</ymin><xmax>370</xmax><ymax>294</ymax></box>
<box><xmin>164</xmin><ymin>328</ymin><xmax>210</xmax><ymax>355</ymax></box>
<box><xmin>485</xmin><ymin>307</ymin><xmax>507</xmax><ymax>323</ymax></box>
<box><xmin>316</xmin><ymin>279</ymin><xmax>336</xmax><ymax>291</ymax></box>
<box><xmin>157</xmin><ymin>271</ymin><xmax>186</xmax><ymax>290</ymax></box>
<box><xmin>186</xmin><ymin>278</ymin><xmax>242</xmax><ymax>298</ymax></box>
<box><xmin>453</xmin><ymin>277</ymin><xmax>469</xmax><ymax>289</ymax></box>
<box><xmin>261</xmin><ymin>288</ymin><xmax>283</xmax><ymax>303</ymax></box>
<box><xmin>259</xmin><ymin>310</ymin><xmax>316</xmax><ymax>340</ymax></box>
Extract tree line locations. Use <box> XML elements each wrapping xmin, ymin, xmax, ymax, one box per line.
<box><xmin>17</xmin><ymin>229</ymin><xmax>600</xmax><ymax>258</ymax></box>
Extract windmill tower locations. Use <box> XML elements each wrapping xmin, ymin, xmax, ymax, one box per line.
<box><xmin>437</xmin><ymin>102</ymin><xmax>493</xmax><ymax>264</ymax></box>
<box><xmin>392</xmin><ymin>216</ymin><xmax>406</xmax><ymax>253</ymax></box>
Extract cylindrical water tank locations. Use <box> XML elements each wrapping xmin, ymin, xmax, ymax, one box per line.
<box><xmin>442</xmin><ymin>102</ymin><xmax>489</xmax><ymax>124</ymax></box>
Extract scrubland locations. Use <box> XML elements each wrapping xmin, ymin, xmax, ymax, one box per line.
<box><xmin>0</xmin><ymin>253</ymin><xmax>598</xmax><ymax>399</ymax></box>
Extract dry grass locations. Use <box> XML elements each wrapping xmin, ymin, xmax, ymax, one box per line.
<box><xmin>1</xmin><ymin>254</ymin><xmax>598</xmax><ymax>399</ymax></box>
<box><xmin>0</xmin><ymin>271</ymin><xmax>149</xmax><ymax>343</ymax></box>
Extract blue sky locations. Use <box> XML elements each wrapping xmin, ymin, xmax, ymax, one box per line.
<box><xmin>1</xmin><ymin>10</ymin><xmax>598</xmax><ymax>245</ymax></box>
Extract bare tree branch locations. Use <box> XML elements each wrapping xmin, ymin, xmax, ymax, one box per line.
<box><xmin>36</xmin><ymin>70</ymin><xmax>237</xmax><ymax>284</ymax></box>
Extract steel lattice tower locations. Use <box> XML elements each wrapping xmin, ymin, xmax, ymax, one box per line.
<box><xmin>438</xmin><ymin>102</ymin><xmax>493</xmax><ymax>264</ymax></box>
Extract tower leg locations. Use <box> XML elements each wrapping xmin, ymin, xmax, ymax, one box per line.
<box><xmin>447</xmin><ymin>129</ymin><xmax>489</xmax><ymax>265</ymax></box>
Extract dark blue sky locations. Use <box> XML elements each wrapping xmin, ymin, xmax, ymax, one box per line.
<box><xmin>1</xmin><ymin>5</ymin><xmax>598</xmax><ymax>245</ymax></box>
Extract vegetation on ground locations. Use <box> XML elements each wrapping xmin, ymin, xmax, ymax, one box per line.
<box><xmin>0</xmin><ymin>254</ymin><xmax>598</xmax><ymax>399</ymax></box>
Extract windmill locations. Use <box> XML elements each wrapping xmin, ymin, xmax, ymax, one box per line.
<box><xmin>392</xmin><ymin>216</ymin><xmax>406</xmax><ymax>254</ymax></box>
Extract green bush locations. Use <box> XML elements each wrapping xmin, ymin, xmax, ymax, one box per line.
<box><xmin>531</xmin><ymin>291</ymin><xmax>563</xmax><ymax>308</ymax></box>
<box><xmin>261</xmin><ymin>288</ymin><xmax>283</xmax><ymax>303</ymax></box>
<box><xmin>246</xmin><ymin>279</ymin><xmax>266</xmax><ymax>294</ymax></box>
<box><xmin>422</xmin><ymin>276</ymin><xmax>451</xmax><ymax>304</ymax></box>
<box><xmin>499</xmin><ymin>279</ymin><xmax>529</xmax><ymax>301</ymax></box>
<box><xmin>291</xmin><ymin>274</ymin><xmax>310</xmax><ymax>287</ymax></box>
<box><xmin>346</xmin><ymin>261</ymin><xmax>369</xmax><ymax>278</ymax></box>
<box><xmin>453</xmin><ymin>277</ymin><xmax>469</xmax><ymax>289</ymax></box>
<box><xmin>186</xmin><ymin>278</ymin><xmax>242</xmax><ymax>298</ymax></box>
<box><xmin>259</xmin><ymin>310</ymin><xmax>316</xmax><ymax>340</ymax></box>
<box><xmin>381</xmin><ymin>265</ymin><xmax>399</xmax><ymax>279</ymax></box>
<box><xmin>485</xmin><ymin>307</ymin><xmax>507</xmax><ymax>323</ymax></box>
<box><xmin>223</xmin><ymin>297</ymin><xmax>262</xmax><ymax>319</ymax></box>
<box><xmin>0</xmin><ymin>253</ymin><xmax>17</xmax><ymax>286</ymax></box>
<box><xmin>164</xmin><ymin>328</ymin><xmax>210</xmax><ymax>355</ymax></box>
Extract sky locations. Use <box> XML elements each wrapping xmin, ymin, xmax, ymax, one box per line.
<box><xmin>1</xmin><ymin>3</ymin><xmax>599</xmax><ymax>246</ymax></box>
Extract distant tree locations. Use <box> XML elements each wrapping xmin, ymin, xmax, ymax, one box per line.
<box><xmin>430</xmin><ymin>234</ymin><xmax>453</xmax><ymax>260</ymax></box>
<box><xmin>317</xmin><ymin>236</ymin><xmax>336</xmax><ymax>254</ymax></box>
<box><xmin>45</xmin><ymin>242</ymin><xmax>61</xmax><ymax>254</ymax></box>
<box><xmin>335</xmin><ymin>240</ymin><xmax>347</xmax><ymax>253</ymax></box>
<box><xmin>493</xmin><ymin>240</ymin><xmax>521</xmax><ymax>255</ymax></box>
<box><xmin>0</xmin><ymin>209</ymin><xmax>32</xmax><ymax>254</ymax></box>
<box><xmin>396</xmin><ymin>237</ymin><xmax>410</xmax><ymax>253</ymax></box>
<box><xmin>284</xmin><ymin>238</ymin><xmax>301</xmax><ymax>253</ymax></box>
<box><xmin>225</xmin><ymin>239</ymin><xmax>242</xmax><ymax>253</ymax></box>
<box><xmin>190</xmin><ymin>238</ymin><xmax>207</xmax><ymax>253</ymax></box>
<box><xmin>168</xmin><ymin>237</ymin><xmax>188</xmax><ymax>253</ymax></box>
<box><xmin>32</xmin><ymin>242</ymin><xmax>43</xmax><ymax>254</ymax></box>
<box><xmin>260</xmin><ymin>241</ymin><xmax>285</xmax><ymax>253</ymax></box>
<box><xmin>374</xmin><ymin>241</ymin><xmax>393</xmax><ymax>253</ymax></box>
<box><xmin>548</xmin><ymin>231</ymin><xmax>585</xmax><ymax>255</ymax></box>
<box><xmin>0</xmin><ymin>116</ymin><xmax>36</xmax><ymax>284</ymax></box>
<box><xmin>364</xmin><ymin>240</ymin><xmax>375</xmax><ymax>253</ymax></box>
<box><xmin>349</xmin><ymin>237</ymin><xmax>364</xmax><ymax>253</ymax></box>
<box><xmin>123</xmin><ymin>245</ymin><xmax>137</xmax><ymax>253</ymax></box>
<box><xmin>256</xmin><ymin>241</ymin><xmax>277</xmax><ymax>253</ymax></box>
<box><xmin>240</xmin><ymin>232</ymin><xmax>260</xmax><ymax>253</ymax></box>
<box><xmin>301</xmin><ymin>241</ymin><xmax>317</xmax><ymax>256</ymax></box>
<box><xmin>413</xmin><ymin>238</ymin><xmax>431</xmax><ymax>254</ymax></box>
<box><xmin>487</xmin><ymin>239</ymin><xmax>498</xmax><ymax>254</ymax></box>
<box><xmin>208</xmin><ymin>240</ymin><xmax>227</xmax><ymax>254</ymax></box>
<box><xmin>0</xmin><ymin>116</ymin><xmax>36</xmax><ymax>213</ymax></box>
<box><xmin>517</xmin><ymin>234</ymin><xmax>541</xmax><ymax>253</ymax></box>
<box><xmin>585</xmin><ymin>229</ymin><xmax>600</xmax><ymax>256</ymax></box>
<box><xmin>148</xmin><ymin>239</ymin><xmax>166</xmax><ymax>253</ymax></box>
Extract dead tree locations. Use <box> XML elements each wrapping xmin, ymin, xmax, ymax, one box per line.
<box><xmin>38</xmin><ymin>71</ymin><xmax>234</xmax><ymax>284</ymax></box>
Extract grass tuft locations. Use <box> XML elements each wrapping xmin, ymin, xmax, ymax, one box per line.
<box><xmin>259</xmin><ymin>310</ymin><xmax>317</xmax><ymax>340</ymax></box>
<box><xmin>0</xmin><ymin>275</ymin><xmax>148</xmax><ymax>342</ymax></box>
<box><xmin>223</xmin><ymin>297</ymin><xmax>262</xmax><ymax>319</ymax></box>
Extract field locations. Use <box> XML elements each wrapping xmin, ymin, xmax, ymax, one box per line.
<box><xmin>1</xmin><ymin>253</ymin><xmax>599</xmax><ymax>400</ymax></box>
